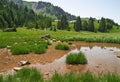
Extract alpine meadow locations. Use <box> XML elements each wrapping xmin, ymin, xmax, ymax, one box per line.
<box><xmin>0</xmin><ymin>0</ymin><xmax>120</xmax><ymax>82</ymax></box>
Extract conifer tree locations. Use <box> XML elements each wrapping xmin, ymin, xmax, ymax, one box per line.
<box><xmin>99</xmin><ymin>17</ymin><xmax>107</xmax><ymax>32</ymax></box>
<box><xmin>88</xmin><ymin>17</ymin><xmax>94</xmax><ymax>32</ymax></box>
<box><xmin>74</xmin><ymin>16</ymin><xmax>82</xmax><ymax>32</ymax></box>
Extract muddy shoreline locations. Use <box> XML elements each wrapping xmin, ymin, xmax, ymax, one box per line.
<box><xmin>0</xmin><ymin>41</ymin><xmax>120</xmax><ymax>77</ymax></box>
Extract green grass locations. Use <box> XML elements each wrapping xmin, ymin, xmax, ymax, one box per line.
<box><xmin>48</xmin><ymin>72</ymin><xmax>98</xmax><ymax>82</ymax></box>
<box><xmin>0</xmin><ymin>68</ymin><xmax>120</xmax><ymax>82</ymax></box>
<box><xmin>15</xmin><ymin>68</ymin><xmax>43</xmax><ymax>82</ymax></box>
<box><xmin>11</xmin><ymin>44</ymin><xmax>30</xmax><ymax>55</ymax></box>
<box><xmin>0</xmin><ymin>27</ymin><xmax>120</xmax><ymax>50</ymax></box>
<box><xmin>55</xmin><ymin>43</ymin><xmax>69</xmax><ymax>50</ymax></box>
<box><xmin>32</xmin><ymin>44</ymin><xmax>46</xmax><ymax>54</ymax></box>
<box><xmin>10</xmin><ymin>40</ymin><xmax>48</xmax><ymax>55</ymax></box>
<box><xmin>66</xmin><ymin>52</ymin><xmax>87</xmax><ymax>64</ymax></box>
<box><xmin>1</xmin><ymin>68</ymin><xmax>43</xmax><ymax>82</ymax></box>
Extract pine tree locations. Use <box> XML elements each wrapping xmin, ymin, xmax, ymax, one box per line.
<box><xmin>99</xmin><ymin>17</ymin><xmax>107</xmax><ymax>32</ymax></box>
<box><xmin>106</xmin><ymin>18</ymin><xmax>113</xmax><ymax>29</ymax></box>
<box><xmin>74</xmin><ymin>16</ymin><xmax>82</xmax><ymax>32</ymax></box>
<box><xmin>0</xmin><ymin>15</ymin><xmax>7</xmax><ymax>31</ymax></box>
<box><xmin>57</xmin><ymin>21</ymin><xmax>61</xmax><ymax>29</ymax></box>
<box><xmin>57</xmin><ymin>15</ymin><xmax>69</xmax><ymax>30</ymax></box>
<box><xmin>82</xmin><ymin>20</ymin><xmax>88</xmax><ymax>30</ymax></box>
<box><xmin>88</xmin><ymin>17</ymin><xmax>94</xmax><ymax>32</ymax></box>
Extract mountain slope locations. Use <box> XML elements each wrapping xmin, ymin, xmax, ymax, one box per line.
<box><xmin>10</xmin><ymin>0</ymin><xmax>23</xmax><ymax>7</ymax></box>
<box><xmin>23</xmin><ymin>1</ymin><xmax>76</xmax><ymax>20</ymax></box>
<box><xmin>0</xmin><ymin>0</ymin><xmax>36</xmax><ymax>29</ymax></box>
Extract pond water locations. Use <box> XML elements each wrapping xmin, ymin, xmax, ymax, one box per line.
<box><xmin>30</xmin><ymin>42</ymin><xmax>120</xmax><ymax>78</ymax></box>
<box><xmin>80</xmin><ymin>46</ymin><xmax>120</xmax><ymax>74</ymax></box>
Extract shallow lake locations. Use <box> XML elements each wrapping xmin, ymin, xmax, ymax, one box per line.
<box><xmin>30</xmin><ymin>42</ymin><xmax>120</xmax><ymax>78</ymax></box>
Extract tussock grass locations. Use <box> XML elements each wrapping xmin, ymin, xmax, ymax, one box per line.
<box><xmin>55</xmin><ymin>44</ymin><xmax>69</xmax><ymax>50</ymax></box>
<box><xmin>0</xmin><ymin>68</ymin><xmax>120</xmax><ymax>82</ymax></box>
<box><xmin>2</xmin><ymin>68</ymin><xmax>43</xmax><ymax>82</ymax></box>
<box><xmin>10</xmin><ymin>41</ymin><xmax>48</xmax><ymax>55</ymax></box>
<box><xmin>11</xmin><ymin>44</ymin><xmax>30</xmax><ymax>55</ymax></box>
<box><xmin>16</xmin><ymin>68</ymin><xmax>43</xmax><ymax>82</ymax></box>
<box><xmin>32</xmin><ymin>44</ymin><xmax>46</xmax><ymax>54</ymax></box>
<box><xmin>0</xmin><ymin>75</ymin><xmax>3</xmax><ymax>82</ymax></box>
<box><xmin>66</xmin><ymin>52</ymin><xmax>87</xmax><ymax>64</ymax></box>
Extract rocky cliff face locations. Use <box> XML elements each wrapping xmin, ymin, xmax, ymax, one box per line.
<box><xmin>31</xmin><ymin>1</ymin><xmax>76</xmax><ymax>20</ymax></box>
<box><xmin>11</xmin><ymin>0</ymin><xmax>76</xmax><ymax>20</ymax></box>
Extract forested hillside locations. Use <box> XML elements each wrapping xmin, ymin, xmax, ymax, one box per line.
<box><xmin>0</xmin><ymin>0</ymin><xmax>52</xmax><ymax>31</ymax></box>
<box><xmin>23</xmin><ymin>1</ymin><xmax>76</xmax><ymax>20</ymax></box>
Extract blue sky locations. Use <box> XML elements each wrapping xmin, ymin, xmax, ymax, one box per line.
<box><xmin>24</xmin><ymin>0</ymin><xmax>120</xmax><ymax>24</ymax></box>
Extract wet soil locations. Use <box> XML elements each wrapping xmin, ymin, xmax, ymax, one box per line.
<box><xmin>0</xmin><ymin>41</ymin><xmax>120</xmax><ymax>77</ymax></box>
<box><xmin>0</xmin><ymin>42</ymin><xmax>69</xmax><ymax>73</ymax></box>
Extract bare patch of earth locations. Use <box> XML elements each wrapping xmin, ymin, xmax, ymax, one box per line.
<box><xmin>0</xmin><ymin>41</ymin><xmax>120</xmax><ymax>78</ymax></box>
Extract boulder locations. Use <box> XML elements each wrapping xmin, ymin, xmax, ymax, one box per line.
<box><xmin>13</xmin><ymin>67</ymin><xmax>22</xmax><ymax>71</ymax></box>
<box><xmin>18</xmin><ymin>61</ymin><xmax>30</xmax><ymax>66</ymax></box>
<box><xmin>41</xmin><ymin>34</ymin><xmax>51</xmax><ymax>39</ymax></box>
<box><xmin>114</xmin><ymin>52</ymin><xmax>120</xmax><ymax>58</ymax></box>
<box><xmin>117</xmin><ymin>55</ymin><xmax>120</xmax><ymax>58</ymax></box>
<box><xmin>109</xmin><ymin>49</ymin><xmax>114</xmax><ymax>51</ymax></box>
<box><xmin>53</xmin><ymin>39</ymin><xmax>57</xmax><ymax>42</ymax></box>
<box><xmin>44</xmin><ymin>72</ymin><xmax>49</xmax><ymax>76</ymax></box>
<box><xmin>95</xmin><ymin>65</ymin><xmax>100</xmax><ymax>68</ymax></box>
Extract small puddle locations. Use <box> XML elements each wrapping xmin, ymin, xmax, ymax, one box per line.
<box><xmin>30</xmin><ymin>44</ymin><xmax>120</xmax><ymax>78</ymax></box>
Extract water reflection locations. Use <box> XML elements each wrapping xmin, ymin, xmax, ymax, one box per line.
<box><xmin>30</xmin><ymin>45</ymin><xmax>120</xmax><ymax>77</ymax></box>
<box><xmin>79</xmin><ymin>46</ymin><xmax>120</xmax><ymax>74</ymax></box>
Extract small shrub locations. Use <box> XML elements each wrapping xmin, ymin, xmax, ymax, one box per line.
<box><xmin>66</xmin><ymin>52</ymin><xmax>87</xmax><ymax>64</ymax></box>
<box><xmin>55</xmin><ymin>44</ymin><xmax>69</xmax><ymax>50</ymax></box>
<box><xmin>10</xmin><ymin>44</ymin><xmax>29</xmax><ymax>55</ymax></box>
<box><xmin>68</xmin><ymin>41</ymin><xmax>72</xmax><ymax>45</ymax></box>
<box><xmin>47</xmin><ymin>40</ymin><xmax>52</xmax><ymax>45</ymax></box>
<box><xmin>0</xmin><ymin>75</ymin><xmax>3</xmax><ymax>82</ymax></box>
<box><xmin>32</xmin><ymin>45</ymin><xmax>46</xmax><ymax>54</ymax></box>
<box><xmin>15</xmin><ymin>68</ymin><xmax>43</xmax><ymax>82</ymax></box>
<box><xmin>3</xmin><ymin>28</ymin><xmax>17</xmax><ymax>32</ymax></box>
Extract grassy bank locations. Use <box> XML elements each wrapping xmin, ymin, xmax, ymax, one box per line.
<box><xmin>0</xmin><ymin>28</ymin><xmax>120</xmax><ymax>49</ymax></box>
<box><xmin>0</xmin><ymin>68</ymin><xmax>119</xmax><ymax>82</ymax></box>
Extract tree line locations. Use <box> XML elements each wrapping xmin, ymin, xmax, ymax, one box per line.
<box><xmin>0</xmin><ymin>0</ymin><xmax>119</xmax><ymax>32</ymax></box>
<box><xmin>57</xmin><ymin>15</ymin><xmax>119</xmax><ymax>32</ymax></box>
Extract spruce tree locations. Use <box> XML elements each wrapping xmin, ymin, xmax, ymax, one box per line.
<box><xmin>57</xmin><ymin>15</ymin><xmax>69</xmax><ymax>30</ymax></box>
<box><xmin>88</xmin><ymin>17</ymin><xmax>94</xmax><ymax>32</ymax></box>
<box><xmin>99</xmin><ymin>17</ymin><xmax>107</xmax><ymax>32</ymax></box>
<box><xmin>82</xmin><ymin>20</ymin><xmax>88</xmax><ymax>30</ymax></box>
<box><xmin>74</xmin><ymin>16</ymin><xmax>82</xmax><ymax>32</ymax></box>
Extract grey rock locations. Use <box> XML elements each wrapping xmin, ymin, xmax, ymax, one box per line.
<box><xmin>18</xmin><ymin>60</ymin><xmax>30</xmax><ymax>66</ymax></box>
<box><xmin>13</xmin><ymin>67</ymin><xmax>22</xmax><ymax>71</ymax></box>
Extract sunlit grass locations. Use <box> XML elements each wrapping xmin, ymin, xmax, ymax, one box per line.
<box><xmin>10</xmin><ymin>40</ymin><xmax>48</xmax><ymax>55</ymax></box>
<box><xmin>0</xmin><ymin>68</ymin><xmax>120</xmax><ymax>82</ymax></box>
<box><xmin>0</xmin><ymin>28</ymin><xmax>120</xmax><ymax>50</ymax></box>
<box><xmin>55</xmin><ymin>43</ymin><xmax>69</xmax><ymax>50</ymax></box>
<box><xmin>66</xmin><ymin>52</ymin><xmax>87</xmax><ymax>64</ymax></box>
